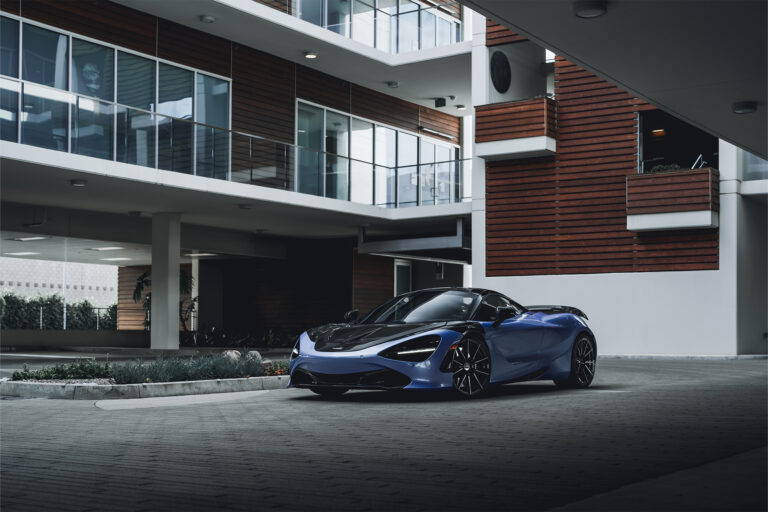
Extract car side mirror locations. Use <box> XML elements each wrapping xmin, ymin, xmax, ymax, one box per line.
<box><xmin>344</xmin><ymin>309</ymin><xmax>359</xmax><ymax>323</ymax></box>
<box><xmin>492</xmin><ymin>306</ymin><xmax>516</xmax><ymax>328</ymax></box>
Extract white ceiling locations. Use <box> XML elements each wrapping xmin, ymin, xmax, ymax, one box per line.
<box><xmin>112</xmin><ymin>0</ymin><xmax>472</xmax><ymax>115</ymax></box>
<box><xmin>463</xmin><ymin>0</ymin><xmax>767</xmax><ymax>159</ymax></box>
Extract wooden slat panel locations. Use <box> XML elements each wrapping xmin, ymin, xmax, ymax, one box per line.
<box><xmin>486</xmin><ymin>57</ymin><xmax>719</xmax><ymax>276</ymax></box>
<box><xmin>419</xmin><ymin>105</ymin><xmax>460</xmax><ymax>143</ymax></box>
<box><xmin>0</xmin><ymin>0</ymin><xmax>20</xmax><ymax>15</ymax></box>
<box><xmin>157</xmin><ymin>18</ymin><xmax>231</xmax><ymax>78</ymax></box>
<box><xmin>352</xmin><ymin>251</ymin><xmax>393</xmax><ymax>318</ymax></box>
<box><xmin>19</xmin><ymin>0</ymin><xmax>157</xmax><ymax>56</ymax></box>
<box><xmin>423</xmin><ymin>0</ymin><xmax>461</xmax><ymax>20</ymax></box>
<box><xmin>251</xmin><ymin>0</ymin><xmax>289</xmax><ymax>14</ymax></box>
<box><xmin>232</xmin><ymin>43</ymin><xmax>295</xmax><ymax>144</ymax></box>
<box><xmin>351</xmin><ymin>84</ymin><xmax>420</xmax><ymax>133</ymax></box>
<box><xmin>626</xmin><ymin>168</ymin><xmax>718</xmax><ymax>215</ymax></box>
<box><xmin>476</xmin><ymin>97</ymin><xmax>555</xmax><ymax>143</ymax></box>
<box><xmin>297</xmin><ymin>65</ymin><xmax>350</xmax><ymax>113</ymax></box>
<box><xmin>485</xmin><ymin>20</ymin><xmax>526</xmax><ymax>46</ymax></box>
<box><xmin>117</xmin><ymin>265</ymin><xmax>192</xmax><ymax>331</ymax></box>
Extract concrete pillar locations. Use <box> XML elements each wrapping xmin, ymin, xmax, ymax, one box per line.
<box><xmin>151</xmin><ymin>213</ymin><xmax>181</xmax><ymax>350</ymax></box>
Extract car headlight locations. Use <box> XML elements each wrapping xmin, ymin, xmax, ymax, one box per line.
<box><xmin>379</xmin><ymin>335</ymin><xmax>441</xmax><ymax>362</ymax></box>
<box><xmin>291</xmin><ymin>340</ymin><xmax>300</xmax><ymax>360</ymax></box>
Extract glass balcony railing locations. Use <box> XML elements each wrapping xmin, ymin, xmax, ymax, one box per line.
<box><xmin>743</xmin><ymin>150</ymin><xmax>768</xmax><ymax>181</ymax></box>
<box><xmin>257</xmin><ymin>0</ymin><xmax>464</xmax><ymax>54</ymax></box>
<box><xmin>0</xmin><ymin>77</ymin><xmax>470</xmax><ymax>208</ymax></box>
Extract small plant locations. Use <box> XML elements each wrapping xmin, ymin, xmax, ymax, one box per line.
<box><xmin>109</xmin><ymin>354</ymin><xmax>265</xmax><ymax>384</ymax></box>
<box><xmin>265</xmin><ymin>360</ymin><xmax>289</xmax><ymax>376</ymax></box>
<box><xmin>12</xmin><ymin>359</ymin><xmax>111</xmax><ymax>380</ymax></box>
<box><xmin>649</xmin><ymin>163</ymin><xmax>681</xmax><ymax>173</ymax></box>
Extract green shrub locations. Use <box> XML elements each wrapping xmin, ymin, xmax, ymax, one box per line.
<box><xmin>12</xmin><ymin>359</ymin><xmax>111</xmax><ymax>380</ymax></box>
<box><xmin>1</xmin><ymin>293</ymin><xmax>117</xmax><ymax>330</ymax></box>
<box><xmin>109</xmin><ymin>354</ymin><xmax>265</xmax><ymax>384</ymax></box>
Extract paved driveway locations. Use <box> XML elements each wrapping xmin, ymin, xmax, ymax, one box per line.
<box><xmin>1</xmin><ymin>359</ymin><xmax>766</xmax><ymax>511</ymax></box>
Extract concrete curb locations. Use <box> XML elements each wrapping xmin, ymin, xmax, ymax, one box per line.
<box><xmin>0</xmin><ymin>375</ymin><xmax>289</xmax><ymax>400</ymax></box>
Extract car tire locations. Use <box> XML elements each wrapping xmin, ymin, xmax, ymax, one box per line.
<box><xmin>310</xmin><ymin>387</ymin><xmax>349</xmax><ymax>398</ymax></box>
<box><xmin>554</xmin><ymin>334</ymin><xmax>596</xmax><ymax>388</ymax></box>
<box><xmin>450</xmin><ymin>337</ymin><xmax>491</xmax><ymax>398</ymax></box>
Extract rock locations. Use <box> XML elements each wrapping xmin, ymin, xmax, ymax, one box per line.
<box><xmin>245</xmin><ymin>350</ymin><xmax>262</xmax><ymax>363</ymax></box>
<box><xmin>261</xmin><ymin>358</ymin><xmax>273</xmax><ymax>369</ymax></box>
<box><xmin>222</xmin><ymin>350</ymin><xmax>242</xmax><ymax>361</ymax></box>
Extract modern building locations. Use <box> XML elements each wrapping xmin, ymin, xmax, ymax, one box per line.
<box><xmin>1</xmin><ymin>0</ymin><xmax>765</xmax><ymax>355</ymax></box>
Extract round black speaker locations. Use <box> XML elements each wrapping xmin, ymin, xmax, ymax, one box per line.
<box><xmin>490</xmin><ymin>51</ymin><xmax>511</xmax><ymax>94</ymax></box>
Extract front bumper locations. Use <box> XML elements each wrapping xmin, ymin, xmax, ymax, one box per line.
<box><xmin>289</xmin><ymin>330</ymin><xmax>460</xmax><ymax>390</ymax></box>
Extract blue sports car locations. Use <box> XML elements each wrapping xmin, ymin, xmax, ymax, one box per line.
<box><xmin>289</xmin><ymin>288</ymin><xmax>596</xmax><ymax>397</ymax></box>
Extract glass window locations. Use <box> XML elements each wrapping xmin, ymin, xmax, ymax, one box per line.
<box><xmin>394</xmin><ymin>261</ymin><xmax>411</xmax><ymax>297</ymax></box>
<box><xmin>325</xmin><ymin>111</ymin><xmax>349</xmax><ymax>199</ymax></box>
<box><xmin>375</xmin><ymin>125</ymin><xmax>396</xmax><ymax>207</ymax></box>
<box><xmin>350</xmin><ymin>118</ymin><xmax>373</xmax><ymax>204</ymax></box>
<box><xmin>420</xmin><ymin>139</ymin><xmax>435</xmax><ymax>205</ymax></box>
<box><xmin>435</xmin><ymin>144</ymin><xmax>451</xmax><ymax>204</ymax></box>
<box><xmin>1</xmin><ymin>17</ymin><xmax>19</xmax><ymax>78</ymax></box>
<box><xmin>21</xmin><ymin>82</ymin><xmax>69</xmax><ymax>151</ymax></box>
<box><xmin>397</xmin><ymin>131</ymin><xmax>418</xmax><ymax>206</ymax></box>
<box><xmin>196</xmin><ymin>74</ymin><xmax>230</xmax><ymax>180</ymax></box>
<box><xmin>437</xmin><ymin>17</ymin><xmax>451</xmax><ymax>47</ymax></box>
<box><xmin>72</xmin><ymin>38</ymin><xmax>113</xmax><ymax>101</ymax></box>
<box><xmin>297</xmin><ymin>102</ymin><xmax>324</xmax><ymax>195</ymax></box>
<box><xmin>352</xmin><ymin>0</ymin><xmax>375</xmax><ymax>47</ymax></box>
<box><xmin>116</xmin><ymin>105</ymin><xmax>155</xmax><ymax>167</ymax></box>
<box><xmin>376</xmin><ymin>0</ymin><xmax>395</xmax><ymax>52</ymax></box>
<box><xmin>298</xmin><ymin>0</ymin><xmax>323</xmax><ymax>26</ymax></box>
<box><xmin>454</xmin><ymin>21</ymin><xmax>461</xmax><ymax>43</ymax></box>
<box><xmin>71</xmin><ymin>97</ymin><xmax>113</xmax><ymax>160</ymax></box>
<box><xmin>474</xmin><ymin>294</ymin><xmax>513</xmax><ymax>322</ymax></box>
<box><xmin>397</xmin><ymin>1</ymin><xmax>419</xmax><ymax>52</ymax></box>
<box><xmin>327</xmin><ymin>0</ymin><xmax>351</xmax><ymax>36</ymax></box>
<box><xmin>0</xmin><ymin>77</ymin><xmax>19</xmax><ymax>142</ymax></box>
<box><xmin>22</xmin><ymin>24</ymin><xmax>68</xmax><ymax>89</ymax></box>
<box><xmin>117</xmin><ymin>51</ymin><xmax>155</xmax><ymax>110</ymax></box>
<box><xmin>743</xmin><ymin>151</ymin><xmax>768</xmax><ymax>181</ymax></box>
<box><xmin>158</xmin><ymin>63</ymin><xmax>193</xmax><ymax>174</ymax></box>
<box><xmin>421</xmin><ymin>10</ymin><xmax>436</xmax><ymax>49</ymax></box>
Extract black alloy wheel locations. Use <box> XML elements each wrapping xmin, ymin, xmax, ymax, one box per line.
<box><xmin>450</xmin><ymin>337</ymin><xmax>491</xmax><ymax>397</ymax></box>
<box><xmin>555</xmin><ymin>335</ymin><xmax>596</xmax><ymax>388</ymax></box>
<box><xmin>310</xmin><ymin>387</ymin><xmax>349</xmax><ymax>398</ymax></box>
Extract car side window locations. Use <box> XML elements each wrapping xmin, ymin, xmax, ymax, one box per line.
<box><xmin>474</xmin><ymin>294</ymin><xmax>513</xmax><ymax>322</ymax></box>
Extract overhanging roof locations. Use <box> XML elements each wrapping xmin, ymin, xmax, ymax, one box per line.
<box><xmin>463</xmin><ymin>0</ymin><xmax>767</xmax><ymax>158</ymax></box>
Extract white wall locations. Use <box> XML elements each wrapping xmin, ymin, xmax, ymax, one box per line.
<box><xmin>737</xmin><ymin>196</ymin><xmax>768</xmax><ymax>354</ymax></box>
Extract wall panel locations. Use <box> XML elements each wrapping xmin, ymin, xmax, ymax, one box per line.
<box><xmin>158</xmin><ymin>18</ymin><xmax>231</xmax><ymax>78</ymax></box>
<box><xmin>486</xmin><ymin>20</ymin><xmax>526</xmax><ymax>46</ymax></box>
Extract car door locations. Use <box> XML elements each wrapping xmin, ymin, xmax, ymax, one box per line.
<box><xmin>476</xmin><ymin>294</ymin><xmax>545</xmax><ymax>382</ymax></box>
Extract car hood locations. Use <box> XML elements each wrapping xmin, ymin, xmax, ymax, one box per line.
<box><xmin>310</xmin><ymin>322</ymin><xmax>446</xmax><ymax>352</ymax></box>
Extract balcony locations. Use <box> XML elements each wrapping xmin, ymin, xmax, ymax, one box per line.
<box><xmin>0</xmin><ymin>77</ymin><xmax>470</xmax><ymax>209</ymax></box>
<box><xmin>252</xmin><ymin>0</ymin><xmax>464</xmax><ymax>55</ymax></box>
<box><xmin>626</xmin><ymin>168</ymin><xmax>719</xmax><ymax>231</ymax></box>
<box><xmin>474</xmin><ymin>97</ymin><xmax>556</xmax><ymax>160</ymax></box>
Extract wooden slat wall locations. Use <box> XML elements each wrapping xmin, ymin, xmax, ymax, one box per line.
<box><xmin>423</xmin><ymin>0</ymin><xmax>462</xmax><ymax>20</ymax></box>
<box><xmin>251</xmin><ymin>0</ymin><xmax>290</xmax><ymax>14</ymax></box>
<box><xmin>0</xmin><ymin>0</ymin><xmax>20</xmax><ymax>15</ymax></box>
<box><xmin>15</xmin><ymin>0</ymin><xmax>157</xmax><ymax>56</ymax></box>
<box><xmin>475</xmin><ymin>97</ymin><xmax>555</xmax><ymax>143</ymax></box>
<box><xmin>350</xmin><ymin>84</ymin><xmax>420</xmax><ymax>133</ymax></box>
<box><xmin>418</xmin><ymin>105</ymin><xmax>461</xmax><ymax>143</ymax></box>
<box><xmin>117</xmin><ymin>265</ymin><xmax>193</xmax><ymax>331</ymax></box>
<box><xmin>486</xmin><ymin>20</ymin><xmax>527</xmax><ymax>46</ymax></box>
<box><xmin>232</xmin><ymin>44</ymin><xmax>295</xmax><ymax>143</ymax></box>
<box><xmin>352</xmin><ymin>251</ymin><xmax>394</xmax><ymax>318</ymax></box>
<box><xmin>157</xmin><ymin>19</ymin><xmax>231</xmax><ymax>78</ymax></box>
<box><xmin>486</xmin><ymin>58</ymin><xmax>719</xmax><ymax>276</ymax></box>
<box><xmin>297</xmin><ymin>65</ymin><xmax>351</xmax><ymax>114</ymax></box>
<box><xmin>626</xmin><ymin>168</ymin><xmax>718</xmax><ymax>215</ymax></box>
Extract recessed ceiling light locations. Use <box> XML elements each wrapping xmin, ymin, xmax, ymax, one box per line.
<box><xmin>199</xmin><ymin>15</ymin><xmax>216</xmax><ymax>23</ymax></box>
<box><xmin>237</xmin><ymin>204</ymin><xmax>252</xmax><ymax>210</ymax></box>
<box><xmin>10</xmin><ymin>236</ymin><xmax>49</xmax><ymax>242</ymax></box>
<box><xmin>100</xmin><ymin>257</ymin><xmax>132</xmax><ymax>261</ymax></box>
<box><xmin>651</xmin><ymin>129</ymin><xmax>666</xmax><ymax>137</ymax></box>
<box><xmin>4</xmin><ymin>252</ymin><xmax>40</xmax><ymax>256</ymax></box>
<box><xmin>456</xmin><ymin>105</ymin><xmax>466</xmax><ymax>111</ymax></box>
<box><xmin>386</xmin><ymin>81</ymin><xmax>400</xmax><ymax>88</ymax></box>
<box><xmin>184</xmin><ymin>253</ymin><xmax>217</xmax><ymax>257</ymax></box>
<box><xmin>573</xmin><ymin>0</ymin><xmax>607</xmax><ymax>18</ymax></box>
<box><xmin>90</xmin><ymin>246</ymin><xmax>125</xmax><ymax>251</ymax></box>
<box><xmin>70</xmin><ymin>179</ymin><xmax>87</xmax><ymax>187</ymax></box>
<box><xmin>304</xmin><ymin>51</ymin><xmax>317</xmax><ymax>59</ymax></box>
<box><xmin>732</xmin><ymin>101</ymin><xmax>758</xmax><ymax>114</ymax></box>
<box><xmin>127</xmin><ymin>211</ymin><xmax>142</xmax><ymax>217</ymax></box>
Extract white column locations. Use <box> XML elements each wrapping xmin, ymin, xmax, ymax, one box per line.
<box><xmin>151</xmin><ymin>213</ymin><xmax>181</xmax><ymax>350</ymax></box>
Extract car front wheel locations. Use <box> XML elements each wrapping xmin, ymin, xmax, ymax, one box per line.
<box><xmin>450</xmin><ymin>337</ymin><xmax>491</xmax><ymax>397</ymax></box>
<box><xmin>555</xmin><ymin>334</ymin><xmax>596</xmax><ymax>388</ymax></box>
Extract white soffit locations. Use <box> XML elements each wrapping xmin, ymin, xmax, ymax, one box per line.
<box><xmin>627</xmin><ymin>211</ymin><xmax>719</xmax><ymax>232</ymax></box>
<box><xmin>475</xmin><ymin>136</ymin><xmax>556</xmax><ymax>160</ymax></box>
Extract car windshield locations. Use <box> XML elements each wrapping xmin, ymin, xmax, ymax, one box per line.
<box><xmin>361</xmin><ymin>290</ymin><xmax>480</xmax><ymax>324</ymax></box>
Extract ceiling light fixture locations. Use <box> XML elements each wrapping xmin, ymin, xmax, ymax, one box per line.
<box><xmin>11</xmin><ymin>236</ymin><xmax>49</xmax><ymax>242</ymax></box>
<box><xmin>456</xmin><ymin>105</ymin><xmax>467</xmax><ymax>111</ymax></box>
<box><xmin>90</xmin><ymin>246</ymin><xmax>125</xmax><ymax>251</ymax></box>
<box><xmin>573</xmin><ymin>0</ymin><xmax>607</xmax><ymax>18</ymax></box>
<box><xmin>732</xmin><ymin>101</ymin><xmax>758</xmax><ymax>114</ymax></box>
<box><xmin>199</xmin><ymin>15</ymin><xmax>216</xmax><ymax>23</ymax></box>
<box><xmin>386</xmin><ymin>81</ymin><xmax>400</xmax><ymax>88</ymax></box>
<box><xmin>304</xmin><ymin>51</ymin><xmax>318</xmax><ymax>59</ymax></box>
<box><xmin>100</xmin><ymin>257</ymin><xmax>132</xmax><ymax>262</ymax></box>
<box><xmin>127</xmin><ymin>211</ymin><xmax>142</xmax><ymax>217</ymax></box>
<box><xmin>237</xmin><ymin>204</ymin><xmax>252</xmax><ymax>210</ymax></box>
<box><xmin>4</xmin><ymin>252</ymin><xmax>40</xmax><ymax>256</ymax></box>
<box><xmin>69</xmin><ymin>179</ymin><xmax>87</xmax><ymax>187</ymax></box>
<box><xmin>184</xmin><ymin>253</ymin><xmax>217</xmax><ymax>257</ymax></box>
<box><xmin>651</xmin><ymin>129</ymin><xmax>666</xmax><ymax>137</ymax></box>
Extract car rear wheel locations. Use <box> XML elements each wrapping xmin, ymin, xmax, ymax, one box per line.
<box><xmin>554</xmin><ymin>334</ymin><xmax>596</xmax><ymax>388</ymax></box>
<box><xmin>310</xmin><ymin>387</ymin><xmax>349</xmax><ymax>398</ymax></box>
<box><xmin>450</xmin><ymin>337</ymin><xmax>491</xmax><ymax>397</ymax></box>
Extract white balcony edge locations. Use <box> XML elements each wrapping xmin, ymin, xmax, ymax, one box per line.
<box><xmin>475</xmin><ymin>136</ymin><xmax>556</xmax><ymax>160</ymax></box>
<box><xmin>741</xmin><ymin>179</ymin><xmax>768</xmax><ymax>196</ymax></box>
<box><xmin>627</xmin><ymin>211</ymin><xmax>719</xmax><ymax>231</ymax></box>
